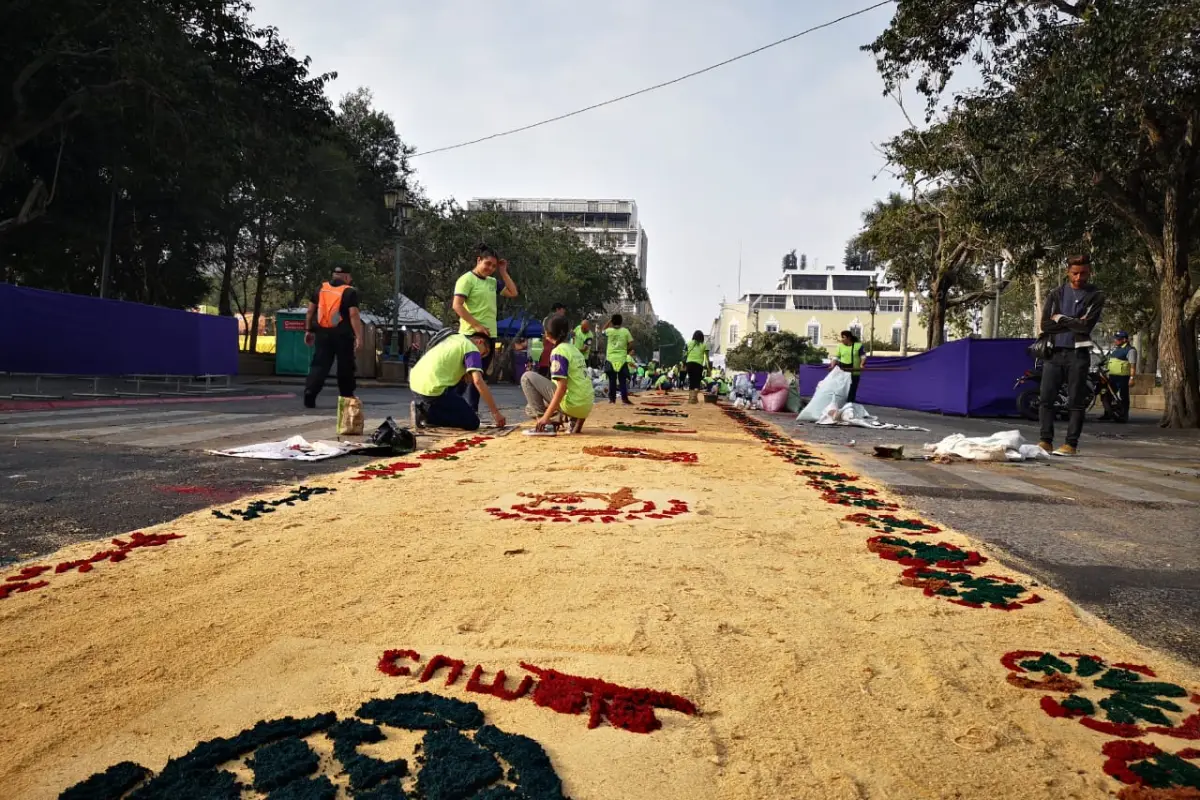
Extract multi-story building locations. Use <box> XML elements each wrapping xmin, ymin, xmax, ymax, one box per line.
<box><xmin>710</xmin><ymin>256</ymin><xmax>929</xmax><ymax>361</ymax></box>
<box><xmin>467</xmin><ymin>197</ymin><xmax>653</xmax><ymax>320</ymax></box>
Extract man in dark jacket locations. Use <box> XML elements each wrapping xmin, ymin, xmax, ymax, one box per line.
<box><xmin>1038</xmin><ymin>255</ymin><xmax>1105</xmax><ymax>456</ymax></box>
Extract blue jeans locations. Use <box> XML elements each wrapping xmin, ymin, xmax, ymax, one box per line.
<box><xmin>1039</xmin><ymin>347</ymin><xmax>1090</xmax><ymax>447</ymax></box>
<box><xmin>1108</xmin><ymin>374</ymin><xmax>1130</xmax><ymax>420</ymax></box>
<box><xmin>417</xmin><ymin>388</ymin><xmax>480</xmax><ymax>431</ymax></box>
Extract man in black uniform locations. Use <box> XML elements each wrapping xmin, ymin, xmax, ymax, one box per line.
<box><xmin>303</xmin><ymin>266</ymin><xmax>363</xmax><ymax>408</ymax></box>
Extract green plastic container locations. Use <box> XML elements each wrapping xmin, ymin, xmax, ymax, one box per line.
<box><xmin>275</xmin><ymin>311</ymin><xmax>312</xmax><ymax>375</ymax></box>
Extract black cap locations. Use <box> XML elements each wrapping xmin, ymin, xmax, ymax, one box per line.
<box><xmin>332</xmin><ymin>266</ymin><xmax>349</xmax><ymax>274</ymax></box>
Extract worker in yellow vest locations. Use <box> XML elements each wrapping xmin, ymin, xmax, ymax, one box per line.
<box><xmin>831</xmin><ymin>329</ymin><xmax>866</xmax><ymax>404</ymax></box>
<box><xmin>1105</xmin><ymin>331</ymin><xmax>1136</xmax><ymax>423</ymax></box>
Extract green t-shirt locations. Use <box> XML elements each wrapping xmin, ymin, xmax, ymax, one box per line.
<box><xmin>410</xmin><ymin>334</ymin><xmax>483</xmax><ymax>397</ymax></box>
<box><xmin>837</xmin><ymin>342</ymin><xmax>864</xmax><ymax>371</ymax></box>
<box><xmin>550</xmin><ymin>342</ymin><xmax>594</xmax><ymax>420</ymax></box>
<box><xmin>685</xmin><ymin>340</ymin><xmax>708</xmax><ymax>365</ymax></box>
<box><xmin>454</xmin><ymin>270</ymin><xmax>498</xmax><ymax>337</ymax></box>
<box><xmin>654</xmin><ymin>374</ymin><xmax>670</xmax><ymax>388</ymax></box>
<box><xmin>573</xmin><ymin>325</ymin><xmax>593</xmax><ymax>354</ymax></box>
<box><xmin>605</xmin><ymin>326</ymin><xmax>633</xmax><ymax>369</ymax></box>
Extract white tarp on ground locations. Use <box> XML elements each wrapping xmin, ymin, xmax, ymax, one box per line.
<box><xmin>923</xmin><ymin>430</ymin><xmax>1050</xmax><ymax>462</ymax></box>
<box><xmin>814</xmin><ymin>402</ymin><xmax>929</xmax><ymax>431</ymax></box>
<box><xmin>207</xmin><ymin>435</ymin><xmax>366</xmax><ymax>461</ymax></box>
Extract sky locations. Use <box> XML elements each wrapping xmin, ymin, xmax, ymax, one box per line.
<box><xmin>249</xmin><ymin>0</ymin><xmax>909</xmax><ymax>335</ymax></box>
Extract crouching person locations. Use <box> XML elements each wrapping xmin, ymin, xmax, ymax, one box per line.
<box><xmin>520</xmin><ymin>315</ymin><xmax>593</xmax><ymax>434</ymax></box>
<box><xmin>411</xmin><ymin>332</ymin><xmax>506</xmax><ymax>431</ymax></box>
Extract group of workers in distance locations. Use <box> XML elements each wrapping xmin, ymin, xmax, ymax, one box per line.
<box><xmin>303</xmin><ymin>243</ymin><xmax>728</xmax><ymax>434</ymax></box>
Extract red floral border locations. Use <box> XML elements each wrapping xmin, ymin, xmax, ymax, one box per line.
<box><xmin>1</xmin><ymin>531</ymin><xmax>183</xmax><ymax>601</ymax></box>
<box><xmin>486</xmin><ymin>488</ymin><xmax>690</xmax><ymax>524</ymax></box>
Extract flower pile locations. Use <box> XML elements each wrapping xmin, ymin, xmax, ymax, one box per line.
<box><xmin>485</xmin><ymin>487</ymin><xmax>690</xmax><ymax>524</ymax></box>
<box><xmin>61</xmin><ymin>693</ymin><xmax>567</xmax><ymax>799</ymax></box>
<box><xmin>351</xmin><ymin>436</ymin><xmax>493</xmax><ymax>481</ymax></box>
<box><xmin>211</xmin><ymin>485</ymin><xmax>335</xmax><ymax>521</ymax></box>
<box><xmin>1</xmin><ymin>531</ymin><xmax>183</xmax><ymax>601</ymax></box>
<box><xmin>843</xmin><ymin>513</ymin><xmax>942</xmax><ymax>535</ymax></box>
<box><xmin>638</xmin><ymin>408</ymin><xmax>689</xmax><ymax>418</ymax></box>
<box><xmin>612</xmin><ymin>423</ymin><xmax>697</xmax><ymax>434</ymax></box>
<box><xmin>377</xmin><ymin>649</ymin><xmax>698</xmax><ymax>735</ymax></box>
<box><xmin>1002</xmin><ymin>651</ymin><xmax>1200</xmax><ymax>797</ymax></box>
<box><xmin>582</xmin><ymin>445</ymin><xmax>698</xmax><ymax>464</ymax></box>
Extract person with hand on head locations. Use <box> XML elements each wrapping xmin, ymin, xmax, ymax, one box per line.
<box><xmin>521</xmin><ymin>314</ymin><xmax>593</xmax><ymax>434</ymax></box>
<box><xmin>1038</xmin><ymin>254</ymin><xmax>1105</xmax><ymax>456</ymax></box>
<box><xmin>602</xmin><ymin>313</ymin><xmax>635</xmax><ymax>404</ymax></box>
<box><xmin>452</xmin><ymin>244</ymin><xmax>517</xmax><ymax>412</ymax></box>
<box><xmin>303</xmin><ymin>265</ymin><xmax>363</xmax><ymax>408</ymax></box>
<box><xmin>409</xmin><ymin>331</ymin><xmax>506</xmax><ymax>432</ymax></box>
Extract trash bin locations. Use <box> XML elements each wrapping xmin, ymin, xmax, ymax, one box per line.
<box><xmin>275</xmin><ymin>311</ymin><xmax>311</xmax><ymax>376</ymax></box>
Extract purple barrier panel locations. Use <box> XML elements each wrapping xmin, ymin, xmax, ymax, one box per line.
<box><xmin>0</xmin><ymin>284</ymin><xmax>238</xmax><ymax>375</ymax></box>
<box><xmin>751</xmin><ymin>371</ymin><xmax>768</xmax><ymax>390</ymax></box>
<box><xmin>513</xmin><ymin>352</ymin><xmax>529</xmax><ymax>383</ymax></box>
<box><xmin>798</xmin><ymin>338</ymin><xmax>1034</xmax><ymax>417</ymax></box>
<box><xmin>965</xmin><ymin>338</ymin><xmax>1036</xmax><ymax>416</ymax></box>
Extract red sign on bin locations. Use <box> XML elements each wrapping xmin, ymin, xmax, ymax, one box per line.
<box><xmin>282</xmin><ymin>320</ymin><xmax>307</xmax><ymax>331</ymax></box>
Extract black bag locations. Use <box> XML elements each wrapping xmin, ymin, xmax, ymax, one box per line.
<box><xmin>367</xmin><ymin>416</ymin><xmax>416</xmax><ymax>454</ymax></box>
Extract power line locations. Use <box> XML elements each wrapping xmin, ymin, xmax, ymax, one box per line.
<box><xmin>410</xmin><ymin>0</ymin><xmax>896</xmax><ymax>159</ymax></box>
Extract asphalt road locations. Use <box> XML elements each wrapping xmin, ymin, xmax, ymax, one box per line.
<box><xmin>762</xmin><ymin>405</ymin><xmax>1200</xmax><ymax>666</ymax></box>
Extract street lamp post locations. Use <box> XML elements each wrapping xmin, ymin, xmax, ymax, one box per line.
<box><xmin>383</xmin><ymin>186</ymin><xmax>412</xmax><ymax>359</ymax></box>
<box><xmin>865</xmin><ymin>275</ymin><xmax>881</xmax><ymax>356</ymax></box>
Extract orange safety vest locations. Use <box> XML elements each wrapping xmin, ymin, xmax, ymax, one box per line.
<box><xmin>316</xmin><ymin>282</ymin><xmax>349</xmax><ymax>329</ymax></box>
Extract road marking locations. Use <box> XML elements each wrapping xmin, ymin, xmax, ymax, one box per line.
<box><xmin>0</xmin><ymin>409</ymin><xmax>206</xmax><ymax>431</ymax></box>
<box><xmin>122</xmin><ymin>415</ymin><xmax>321</xmax><ymax>448</ymax></box>
<box><xmin>1056</xmin><ymin>459</ymin><xmax>1200</xmax><ymax>499</ymax></box>
<box><xmin>842</xmin><ymin>454</ymin><xmax>934</xmax><ymax>487</ymax></box>
<box><xmin>952</xmin><ymin>466</ymin><xmax>1057</xmax><ymax>496</ymax></box>
<box><xmin>26</xmin><ymin>414</ymin><xmax>256</xmax><ymax>440</ymax></box>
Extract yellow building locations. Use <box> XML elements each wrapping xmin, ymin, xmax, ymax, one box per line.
<box><xmin>710</xmin><ymin>261</ymin><xmax>929</xmax><ymax>361</ymax></box>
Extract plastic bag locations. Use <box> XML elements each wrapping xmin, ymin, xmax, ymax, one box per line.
<box><xmin>786</xmin><ymin>379</ymin><xmax>802</xmax><ymax>414</ymax></box>
<box><xmin>761</xmin><ymin>371</ymin><xmax>790</xmax><ymax>413</ymax></box>
<box><xmin>368</xmin><ymin>416</ymin><xmax>415</xmax><ymax>453</ymax></box>
<box><xmin>797</xmin><ymin>368</ymin><xmax>852</xmax><ymax>422</ymax></box>
<box><xmin>337</xmin><ymin>396</ymin><xmax>364</xmax><ymax>435</ymax></box>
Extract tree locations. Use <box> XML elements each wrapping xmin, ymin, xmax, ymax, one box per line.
<box><xmin>656</xmin><ymin>320</ymin><xmax>688</xmax><ymax>365</ymax></box>
<box><xmin>725</xmin><ymin>331</ymin><xmax>826</xmax><ymax>373</ymax></box>
<box><xmin>867</xmin><ymin>0</ymin><xmax>1200</xmax><ymax>425</ymax></box>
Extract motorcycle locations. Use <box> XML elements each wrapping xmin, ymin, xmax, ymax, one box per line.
<box><xmin>1014</xmin><ymin>357</ymin><xmax>1119</xmax><ymax>422</ymax></box>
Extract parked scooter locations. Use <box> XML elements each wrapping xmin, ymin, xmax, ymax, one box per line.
<box><xmin>1015</xmin><ymin>358</ymin><xmax>1119</xmax><ymax>421</ymax></box>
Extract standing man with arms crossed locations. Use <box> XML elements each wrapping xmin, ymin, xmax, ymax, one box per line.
<box><xmin>303</xmin><ymin>266</ymin><xmax>363</xmax><ymax>409</ymax></box>
<box><xmin>602</xmin><ymin>314</ymin><xmax>635</xmax><ymax>405</ymax></box>
<box><xmin>1038</xmin><ymin>255</ymin><xmax>1105</xmax><ymax>456</ymax></box>
<box><xmin>452</xmin><ymin>245</ymin><xmax>518</xmax><ymax>415</ymax></box>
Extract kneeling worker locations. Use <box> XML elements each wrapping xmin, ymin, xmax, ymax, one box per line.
<box><xmin>410</xmin><ymin>332</ymin><xmax>506</xmax><ymax>431</ymax></box>
<box><xmin>520</xmin><ymin>314</ymin><xmax>593</xmax><ymax>434</ymax></box>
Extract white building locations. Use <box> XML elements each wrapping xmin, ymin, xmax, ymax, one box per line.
<box><xmin>711</xmin><ymin>256</ymin><xmax>926</xmax><ymax>359</ymax></box>
<box><xmin>467</xmin><ymin>197</ymin><xmax>653</xmax><ymax>319</ymax></box>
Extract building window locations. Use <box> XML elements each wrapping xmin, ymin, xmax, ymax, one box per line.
<box><xmin>807</xmin><ymin>323</ymin><xmax>820</xmax><ymax>343</ymax></box>
<box><xmin>877</xmin><ymin>297</ymin><xmax>905</xmax><ymax>313</ymax></box>
<box><xmin>891</xmin><ymin>323</ymin><xmax>902</xmax><ymax>346</ymax></box>
<box><xmin>835</xmin><ymin>295</ymin><xmax>874</xmax><ymax>311</ymax></box>
<box><xmin>793</xmin><ymin>295</ymin><xmax>834</xmax><ymax>310</ymax></box>
<box><xmin>790</xmin><ymin>275</ymin><xmax>828</xmax><ymax>291</ymax></box>
<box><xmin>833</xmin><ymin>275</ymin><xmax>872</xmax><ymax>291</ymax></box>
<box><xmin>728</xmin><ymin>323</ymin><xmax>739</xmax><ymax>344</ymax></box>
<box><xmin>748</xmin><ymin>294</ymin><xmax>787</xmax><ymax>310</ymax></box>
<box><xmin>765</xmin><ymin>320</ymin><xmax>780</xmax><ymax>333</ymax></box>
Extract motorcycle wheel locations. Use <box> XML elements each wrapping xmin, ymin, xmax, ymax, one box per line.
<box><xmin>1016</xmin><ymin>389</ymin><xmax>1041</xmax><ymax>421</ymax></box>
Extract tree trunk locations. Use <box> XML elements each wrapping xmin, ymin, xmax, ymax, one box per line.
<box><xmin>927</xmin><ymin>278</ymin><xmax>948</xmax><ymax>349</ymax></box>
<box><xmin>1155</xmin><ymin>262</ymin><xmax>1200</xmax><ymax>427</ymax></box>
<box><xmin>1033</xmin><ymin>271</ymin><xmax>1044</xmax><ymax>337</ymax></box>
<box><xmin>218</xmin><ymin>223</ymin><xmax>237</xmax><ymax>317</ymax></box>
<box><xmin>900</xmin><ymin>288</ymin><xmax>911</xmax><ymax>356</ymax></box>
<box><xmin>249</xmin><ymin>215</ymin><xmax>268</xmax><ymax>354</ymax></box>
<box><xmin>1140</xmin><ymin>316</ymin><xmax>1160</xmax><ymax>377</ymax></box>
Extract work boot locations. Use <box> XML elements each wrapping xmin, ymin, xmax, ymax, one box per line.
<box><xmin>410</xmin><ymin>401</ymin><xmax>428</xmax><ymax>430</ymax></box>
<box><xmin>1037</xmin><ymin>441</ymin><xmax>1052</xmax><ymax>454</ymax></box>
<box><xmin>688</xmin><ymin>390</ymin><xmax>699</xmax><ymax>404</ymax></box>
<box><xmin>1052</xmin><ymin>444</ymin><xmax>1077</xmax><ymax>457</ymax></box>
<box><xmin>303</xmin><ymin>394</ymin><xmax>316</xmax><ymax>409</ymax></box>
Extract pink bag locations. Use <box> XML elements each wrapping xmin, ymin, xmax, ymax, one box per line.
<box><xmin>761</xmin><ymin>371</ymin><xmax>790</xmax><ymax>413</ymax></box>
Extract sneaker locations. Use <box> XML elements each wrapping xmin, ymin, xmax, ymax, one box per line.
<box><xmin>621</xmin><ymin>399</ymin><xmax>634</xmax><ymax>405</ymax></box>
<box><xmin>1037</xmin><ymin>441</ymin><xmax>1052</xmax><ymax>454</ymax></box>
<box><xmin>1052</xmin><ymin>444</ymin><xmax>1077</xmax><ymax>457</ymax></box>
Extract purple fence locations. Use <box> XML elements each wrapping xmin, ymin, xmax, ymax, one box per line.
<box><xmin>797</xmin><ymin>338</ymin><xmax>1035</xmax><ymax>417</ymax></box>
<box><xmin>0</xmin><ymin>284</ymin><xmax>238</xmax><ymax>376</ymax></box>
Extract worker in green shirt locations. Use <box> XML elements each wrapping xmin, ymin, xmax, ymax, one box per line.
<box><xmin>451</xmin><ymin>244</ymin><xmax>518</xmax><ymax>413</ymax></box>
<box><xmin>521</xmin><ymin>314</ymin><xmax>594</xmax><ymax>434</ymax></box>
<box><xmin>602</xmin><ymin>314</ymin><xmax>635</xmax><ymax>405</ymax></box>
<box><xmin>684</xmin><ymin>330</ymin><xmax>710</xmax><ymax>404</ymax></box>
<box><xmin>831</xmin><ymin>329</ymin><xmax>866</xmax><ymax>404</ymax></box>
<box><xmin>573</xmin><ymin>320</ymin><xmax>594</xmax><ymax>359</ymax></box>
<box><xmin>410</xmin><ymin>332</ymin><xmax>506</xmax><ymax>431</ymax></box>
